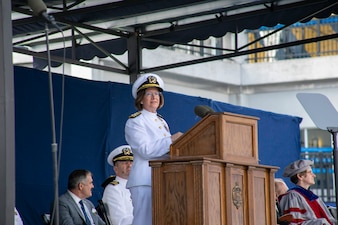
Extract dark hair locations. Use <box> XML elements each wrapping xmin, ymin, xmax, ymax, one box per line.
<box><xmin>67</xmin><ymin>169</ymin><xmax>91</xmax><ymax>190</ymax></box>
<box><xmin>290</xmin><ymin>170</ymin><xmax>307</xmax><ymax>184</ymax></box>
<box><xmin>134</xmin><ymin>88</ymin><xmax>164</xmax><ymax>110</ymax></box>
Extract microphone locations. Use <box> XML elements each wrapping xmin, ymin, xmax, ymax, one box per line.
<box><xmin>194</xmin><ymin>105</ymin><xmax>215</xmax><ymax>118</ymax></box>
<box><xmin>28</xmin><ymin>0</ymin><xmax>62</xmax><ymax>31</ymax></box>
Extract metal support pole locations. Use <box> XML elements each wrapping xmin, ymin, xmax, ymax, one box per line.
<box><xmin>0</xmin><ymin>0</ymin><xmax>15</xmax><ymax>224</ymax></box>
<box><xmin>45</xmin><ymin>23</ymin><xmax>59</xmax><ymax>225</ymax></box>
<box><xmin>328</xmin><ymin>127</ymin><xmax>338</xmax><ymax>225</ymax></box>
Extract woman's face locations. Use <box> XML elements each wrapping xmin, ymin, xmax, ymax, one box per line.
<box><xmin>141</xmin><ymin>87</ymin><xmax>161</xmax><ymax>113</ymax></box>
<box><xmin>300</xmin><ymin>168</ymin><xmax>316</xmax><ymax>188</ymax></box>
<box><xmin>296</xmin><ymin>167</ymin><xmax>316</xmax><ymax>189</ymax></box>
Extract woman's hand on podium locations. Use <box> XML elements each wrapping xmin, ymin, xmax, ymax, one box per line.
<box><xmin>171</xmin><ymin>132</ymin><xmax>184</xmax><ymax>142</ymax></box>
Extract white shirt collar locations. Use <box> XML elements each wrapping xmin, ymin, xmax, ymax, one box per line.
<box><xmin>142</xmin><ymin>109</ymin><xmax>157</xmax><ymax>117</ymax></box>
<box><xmin>67</xmin><ymin>190</ymin><xmax>82</xmax><ymax>205</ymax></box>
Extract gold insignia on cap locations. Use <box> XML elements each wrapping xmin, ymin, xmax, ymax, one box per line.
<box><xmin>113</xmin><ymin>146</ymin><xmax>134</xmax><ymax>162</ymax></box>
<box><xmin>132</xmin><ymin>73</ymin><xmax>164</xmax><ymax>99</ymax></box>
<box><xmin>136</xmin><ymin>75</ymin><xmax>162</xmax><ymax>93</ymax></box>
<box><xmin>122</xmin><ymin>147</ymin><xmax>131</xmax><ymax>155</ymax></box>
<box><xmin>148</xmin><ymin>76</ymin><xmax>157</xmax><ymax>84</ymax></box>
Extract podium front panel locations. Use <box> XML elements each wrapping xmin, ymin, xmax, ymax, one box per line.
<box><xmin>221</xmin><ymin>114</ymin><xmax>258</xmax><ymax>164</ymax></box>
<box><xmin>151</xmin><ymin>158</ymin><xmax>277</xmax><ymax>225</ymax></box>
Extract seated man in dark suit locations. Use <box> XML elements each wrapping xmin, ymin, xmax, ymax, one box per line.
<box><xmin>57</xmin><ymin>169</ymin><xmax>105</xmax><ymax>225</ymax></box>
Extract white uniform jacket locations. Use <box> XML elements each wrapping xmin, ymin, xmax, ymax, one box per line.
<box><xmin>102</xmin><ymin>176</ymin><xmax>133</xmax><ymax>225</ymax></box>
<box><xmin>125</xmin><ymin>109</ymin><xmax>172</xmax><ymax>188</ymax></box>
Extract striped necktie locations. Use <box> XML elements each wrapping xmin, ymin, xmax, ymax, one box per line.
<box><xmin>79</xmin><ymin>200</ymin><xmax>91</xmax><ymax>225</ymax></box>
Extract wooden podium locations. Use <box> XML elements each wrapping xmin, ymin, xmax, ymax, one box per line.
<box><xmin>150</xmin><ymin>112</ymin><xmax>278</xmax><ymax>225</ymax></box>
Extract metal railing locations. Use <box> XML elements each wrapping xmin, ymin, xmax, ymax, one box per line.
<box><xmin>301</xmin><ymin>148</ymin><xmax>335</xmax><ymax>203</ymax></box>
<box><xmin>163</xmin><ymin>16</ymin><xmax>338</xmax><ymax>63</ymax></box>
<box><xmin>247</xmin><ymin>16</ymin><xmax>338</xmax><ymax>63</ymax></box>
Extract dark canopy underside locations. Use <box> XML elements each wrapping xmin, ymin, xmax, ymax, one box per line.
<box><xmin>11</xmin><ymin>0</ymin><xmax>338</xmax><ymax>75</ymax></box>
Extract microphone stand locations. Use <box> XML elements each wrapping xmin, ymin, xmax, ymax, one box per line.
<box><xmin>328</xmin><ymin>127</ymin><xmax>338</xmax><ymax>225</ymax></box>
<box><xmin>45</xmin><ymin>22</ymin><xmax>59</xmax><ymax>225</ymax></box>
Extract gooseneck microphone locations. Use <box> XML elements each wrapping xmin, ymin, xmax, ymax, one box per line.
<box><xmin>194</xmin><ymin>105</ymin><xmax>215</xmax><ymax>118</ymax></box>
<box><xmin>28</xmin><ymin>1</ymin><xmax>62</xmax><ymax>225</ymax></box>
<box><xmin>28</xmin><ymin>0</ymin><xmax>62</xmax><ymax>31</ymax></box>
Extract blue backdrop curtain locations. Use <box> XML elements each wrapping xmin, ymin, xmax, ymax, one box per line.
<box><xmin>14</xmin><ymin>66</ymin><xmax>302</xmax><ymax>225</ymax></box>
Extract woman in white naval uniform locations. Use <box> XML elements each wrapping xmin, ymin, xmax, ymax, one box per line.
<box><xmin>124</xmin><ymin>73</ymin><xmax>183</xmax><ymax>225</ymax></box>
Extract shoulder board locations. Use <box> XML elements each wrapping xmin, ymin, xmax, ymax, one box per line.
<box><xmin>101</xmin><ymin>175</ymin><xmax>116</xmax><ymax>188</ymax></box>
<box><xmin>110</xmin><ymin>180</ymin><xmax>119</xmax><ymax>186</ymax></box>
<box><xmin>129</xmin><ymin>111</ymin><xmax>141</xmax><ymax>118</ymax></box>
<box><xmin>157</xmin><ymin>113</ymin><xmax>163</xmax><ymax>119</ymax></box>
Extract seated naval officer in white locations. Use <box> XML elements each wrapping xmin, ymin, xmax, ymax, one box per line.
<box><xmin>102</xmin><ymin>145</ymin><xmax>133</xmax><ymax>225</ymax></box>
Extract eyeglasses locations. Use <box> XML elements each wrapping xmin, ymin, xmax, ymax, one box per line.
<box><xmin>145</xmin><ymin>91</ymin><xmax>161</xmax><ymax>97</ymax></box>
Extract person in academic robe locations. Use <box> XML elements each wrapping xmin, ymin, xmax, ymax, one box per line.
<box><xmin>279</xmin><ymin>159</ymin><xmax>336</xmax><ymax>225</ymax></box>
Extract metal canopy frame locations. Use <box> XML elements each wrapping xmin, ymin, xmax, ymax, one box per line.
<box><xmin>11</xmin><ymin>0</ymin><xmax>338</xmax><ymax>82</ymax></box>
<box><xmin>3</xmin><ymin>1</ymin><xmax>338</xmax><ymax>224</ymax></box>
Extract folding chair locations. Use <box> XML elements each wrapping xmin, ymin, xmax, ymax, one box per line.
<box><xmin>96</xmin><ymin>199</ymin><xmax>112</xmax><ymax>225</ymax></box>
<box><xmin>41</xmin><ymin>213</ymin><xmax>51</xmax><ymax>225</ymax></box>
